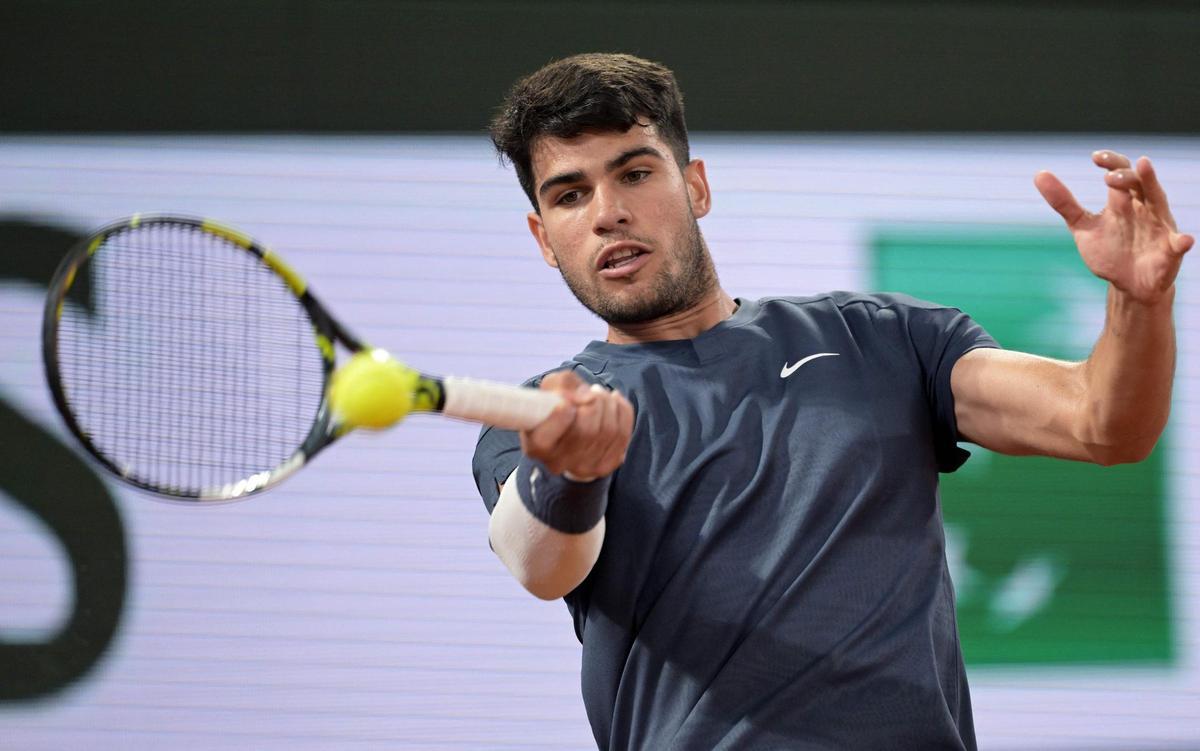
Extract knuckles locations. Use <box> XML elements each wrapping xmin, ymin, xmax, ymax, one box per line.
<box><xmin>519</xmin><ymin>386</ymin><xmax>634</xmax><ymax>480</ymax></box>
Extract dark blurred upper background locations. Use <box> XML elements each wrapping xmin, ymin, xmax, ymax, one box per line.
<box><xmin>2</xmin><ymin>0</ymin><xmax>1198</xmax><ymax>134</ymax></box>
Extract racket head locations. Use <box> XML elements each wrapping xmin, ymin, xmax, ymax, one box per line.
<box><xmin>42</xmin><ymin>214</ymin><xmax>341</xmax><ymax>502</ymax></box>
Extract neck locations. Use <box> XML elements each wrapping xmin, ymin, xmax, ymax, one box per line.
<box><xmin>605</xmin><ymin>288</ymin><xmax>737</xmax><ymax>344</ymax></box>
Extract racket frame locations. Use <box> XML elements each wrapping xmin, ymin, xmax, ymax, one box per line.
<box><xmin>43</xmin><ymin>213</ymin><xmax>555</xmax><ymax>503</ymax></box>
<box><xmin>42</xmin><ymin>214</ymin><xmax>382</xmax><ymax>501</ymax></box>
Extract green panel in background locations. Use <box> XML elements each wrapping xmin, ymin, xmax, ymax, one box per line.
<box><xmin>873</xmin><ymin>228</ymin><xmax>1173</xmax><ymax>666</ymax></box>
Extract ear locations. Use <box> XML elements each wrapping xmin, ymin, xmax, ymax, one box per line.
<box><xmin>684</xmin><ymin>159</ymin><xmax>711</xmax><ymax>219</ymax></box>
<box><xmin>527</xmin><ymin>211</ymin><xmax>559</xmax><ymax>268</ymax></box>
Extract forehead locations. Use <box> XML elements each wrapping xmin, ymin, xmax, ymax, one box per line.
<box><xmin>529</xmin><ymin>124</ymin><xmax>670</xmax><ymax>183</ymax></box>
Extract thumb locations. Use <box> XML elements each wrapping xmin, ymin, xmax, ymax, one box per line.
<box><xmin>1034</xmin><ymin>171</ymin><xmax>1088</xmax><ymax>228</ymax></box>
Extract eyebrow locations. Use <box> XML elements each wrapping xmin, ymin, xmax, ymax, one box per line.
<box><xmin>605</xmin><ymin>146</ymin><xmax>664</xmax><ymax>172</ymax></box>
<box><xmin>536</xmin><ymin>146</ymin><xmax>667</xmax><ymax>200</ymax></box>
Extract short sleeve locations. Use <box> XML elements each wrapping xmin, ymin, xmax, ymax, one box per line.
<box><xmin>898</xmin><ymin>296</ymin><xmax>1000</xmax><ymax>473</ymax></box>
<box><xmin>472</xmin><ymin>424</ymin><xmax>522</xmax><ymax>514</ymax></box>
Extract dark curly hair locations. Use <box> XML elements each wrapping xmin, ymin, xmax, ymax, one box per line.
<box><xmin>489</xmin><ymin>53</ymin><xmax>691</xmax><ymax>211</ymax></box>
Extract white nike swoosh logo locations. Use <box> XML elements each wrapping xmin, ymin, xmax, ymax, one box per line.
<box><xmin>780</xmin><ymin>352</ymin><xmax>839</xmax><ymax>378</ymax></box>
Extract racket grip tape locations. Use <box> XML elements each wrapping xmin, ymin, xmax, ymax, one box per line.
<box><xmin>441</xmin><ymin>376</ymin><xmax>560</xmax><ymax>431</ymax></box>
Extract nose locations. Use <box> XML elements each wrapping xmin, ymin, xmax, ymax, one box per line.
<box><xmin>591</xmin><ymin>183</ymin><xmax>632</xmax><ymax>235</ymax></box>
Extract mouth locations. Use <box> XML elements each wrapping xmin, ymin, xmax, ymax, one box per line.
<box><xmin>596</xmin><ymin>242</ymin><xmax>652</xmax><ymax>279</ymax></box>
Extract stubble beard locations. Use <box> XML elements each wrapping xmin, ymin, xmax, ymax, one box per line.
<box><xmin>555</xmin><ymin>215</ymin><xmax>718</xmax><ymax>326</ymax></box>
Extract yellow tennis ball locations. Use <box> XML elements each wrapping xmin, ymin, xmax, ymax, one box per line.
<box><xmin>328</xmin><ymin>349</ymin><xmax>417</xmax><ymax>430</ymax></box>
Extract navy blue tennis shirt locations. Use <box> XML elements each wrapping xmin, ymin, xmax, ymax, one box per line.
<box><xmin>473</xmin><ymin>293</ymin><xmax>998</xmax><ymax>750</ymax></box>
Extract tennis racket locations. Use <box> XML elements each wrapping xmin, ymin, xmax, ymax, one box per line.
<box><xmin>42</xmin><ymin>214</ymin><xmax>560</xmax><ymax>502</ymax></box>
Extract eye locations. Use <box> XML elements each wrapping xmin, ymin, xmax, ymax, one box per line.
<box><xmin>556</xmin><ymin>189</ymin><xmax>581</xmax><ymax>206</ymax></box>
<box><xmin>623</xmin><ymin>169</ymin><xmax>650</xmax><ymax>184</ymax></box>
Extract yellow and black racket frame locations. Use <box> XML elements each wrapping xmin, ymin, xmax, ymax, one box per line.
<box><xmin>40</xmin><ymin>214</ymin><xmax>439</xmax><ymax>500</ymax></box>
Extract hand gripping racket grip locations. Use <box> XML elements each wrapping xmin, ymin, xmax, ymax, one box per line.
<box><xmin>441</xmin><ymin>376</ymin><xmax>561</xmax><ymax>431</ymax></box>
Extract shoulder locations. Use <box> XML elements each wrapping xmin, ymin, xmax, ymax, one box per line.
<box><xmin>502</xmin><ymin>335</ymin><xmax>618</xmax><ymax>390</ymax></box>
<box><xmin>750</xmin><ymin>292</ymin><xmax>967</xmax><ymax>330</ymax></box>
<box><xmin>519</xmin><ymin>360</ymin><xmax>606</xmax><ymax>389</ymax></box>
<box><xmin>748</xmin><ymin>292</ymin><xmax>992</xmax><ymax>362</ymax></box>
<box><xmin>755</xmin><ymin>291</ymin><xmax>961</xmax><ymax>315</ymax></box>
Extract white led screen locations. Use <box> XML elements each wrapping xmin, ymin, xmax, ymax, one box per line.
<box><xmin>1</xmin><ymin>135</ymin><xmax>1197</xmax><ymax>749</ymax></box>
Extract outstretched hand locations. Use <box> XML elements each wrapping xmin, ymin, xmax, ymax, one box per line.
<box><xmin>1035</xmin><ymin>151</ymin><xmax>1193</xmax><ymax>304</ymax></box>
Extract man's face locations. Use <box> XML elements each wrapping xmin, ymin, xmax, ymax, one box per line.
<box><xmin>526</xmin><ymin>124</ymin><xmax>716</xmax><ymax>326</ymax></box>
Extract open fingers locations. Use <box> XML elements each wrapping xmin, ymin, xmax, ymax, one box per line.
<box><xmin>1136</xmin><ymin>156</ymin><xmax>1179</xmax><ymax>230</ymax></box>
<box><xmin>1103</xmin><ymin>167</ymin><xmax>1137</xmax><ymax>214</ymax></box>
<box><xmin>1094</xmin><ymin>149</ymin><xmax>1139</xmax><ymax>215</ymax></box>
<box><xmin>1093</xmin><ymin>150</ymin><xmax>1131</xmax><ymax>170</ymax></box>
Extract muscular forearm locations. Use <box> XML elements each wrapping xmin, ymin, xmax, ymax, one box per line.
<box><xmin>958</xmin><ymin>150</ymin><xmax>1188</xmax><ymax>465</ymax></box>
<box><xmin>489</xmin><ymin>471</ymin><xmax>605</xmax><ymax>600</ymax></box>
<box><xmin>1076</xmin><ymin>284</ymin><xmax>1175</xmax><ymax>463</ymax></box>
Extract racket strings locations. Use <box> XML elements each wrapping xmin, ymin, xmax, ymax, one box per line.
<box><xmin>55</xmin><ymin>222</ymin><xmax>325</xmax><ymax>496</ymax></box>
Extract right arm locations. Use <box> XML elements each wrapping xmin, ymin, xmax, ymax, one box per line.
<box><xmin>489</xmin><ymin>472</ymin><xmax>608</xmax><ymax>600</ymax></box>
<box><xmin>487</xmin><ymin>370</ymin><xmax>634</xmax><ymax>600</ymax></box>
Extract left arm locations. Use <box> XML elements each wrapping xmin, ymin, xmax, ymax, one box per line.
<box><xmin>952</xmin><ymin>151</ymin><xmax>1193</xmax><ymax>466</ymax></box>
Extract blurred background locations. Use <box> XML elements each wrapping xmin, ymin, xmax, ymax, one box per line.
<box><xmin>2</xmin><ymin>1</ymin><xmax>1198</xmax><ymax>748</ymax></box>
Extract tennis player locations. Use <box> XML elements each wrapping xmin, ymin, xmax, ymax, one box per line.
<box><xmin>472</xmin><ymin>53</ymin><xmax>1192</xmax><ymax>750</ymax></box>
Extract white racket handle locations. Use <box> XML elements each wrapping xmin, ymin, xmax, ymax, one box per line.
<box><xmin>441</xmin><ymin>375</ymin><xmax>561</xmax><ymax>431</ymax></box>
